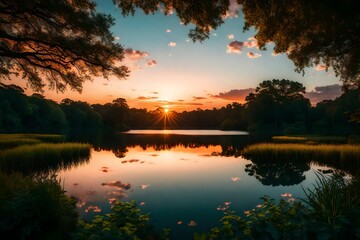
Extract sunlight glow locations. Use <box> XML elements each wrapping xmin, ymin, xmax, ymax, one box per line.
<box><xmin>164</xmin><ymin>108</ymin><xmax>169</xmax><ymax>114</ymax></box>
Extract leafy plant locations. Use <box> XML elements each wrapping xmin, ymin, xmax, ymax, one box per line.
<box><xmin>74</xmin><ymin>200</ymin><xmax>169</xmax><ymax>240</ymax></box>
<box><xmin>0</xmin><ymin>172</ymin><xmax>78</xmax><ymax>240</ymax></box>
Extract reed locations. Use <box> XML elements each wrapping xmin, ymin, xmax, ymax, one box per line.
<box><xmin>0</xmin><ymin>143</ymin><xmax>91</xmax><ymax>174</ymax></box>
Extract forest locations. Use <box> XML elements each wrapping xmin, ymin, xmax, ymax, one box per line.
<box><xmin>1</xmin><ymin>79</ymin><xmax>359</xmax><ymax>136</ymax></box>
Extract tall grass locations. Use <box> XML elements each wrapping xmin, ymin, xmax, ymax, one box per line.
<box><xmin>243</xmin><ymin>143</ymin><xmax>360</xmax><ymax>161</ymax></box>
<box><xmin>272</xmin><ymin>135</ymin><xmax>348</xmax><ymax>144</ymax></box>
<box><xmin>242</xmin><ymin>143</ymin><xmax>360</xmax><ymax>173</ymax></box>
<box><xmin>302</xmin><ymin>173</ymin><xmax>360</xmax><ymax>225</ymax></box>
<box><xmin>0</xmin><ymin>134</ymin><xmax>66</xmax><ymax>149</ymax></box>
<box><xmin>0</xmin><ymin>143</ymin><xmax>91</xmax><ymax>174</ymax></box>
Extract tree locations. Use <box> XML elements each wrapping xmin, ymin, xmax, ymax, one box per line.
<box><xmin>244</xmin><ymin>79</ymin><xmax>310</xmax><ymax>133</ymax></box>
<box><xmin>116</xmin><ymin>0</ymin><xmax>359</xmax><ymax>87</ymax></box>
<box><xmin>0</xmin><ymin>0</ymin><xmax>129</xmax><ymax>92</ymax></box>
<box><xmin>246</xmin><ymin>79</ymin><xmax>306</xmax><ymax>104</ymax></box>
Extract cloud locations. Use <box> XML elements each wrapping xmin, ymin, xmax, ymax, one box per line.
<box><xmin>305</xmin><ymin>84</ymin><xmax>342</xmax><ymax>104</ymax></box>
<box><xmin>146</xmin><ymin>59</ymin><xmax>157</xmax><ymax>67</ymax></box>
<box><xmin>151</xmin><ymin>91</ymin><xmax>159</xmax><ymax>94</ymax></box>
<box><xmin>124</xmin><ymin>48</ymin><xmax>149</xmax><ymax>60</ymax></box>
<box><xmin>193</xmin><ymin>96</ymin><xmax>207</xmax><ymax>100</ymax></box>
<box><xmin>223</xmin><ymin>0</ymin><xmax>241</xmax><ymax>18</ymax></box>
<box><xmin>244</xmin><ymin>37</ymin><xmax>258</xmax><ymax>48</ymax></box>
<box><xmin>247</xmin><ymin>52</ymin><xmax>262</xmax><ymax>58</ymax></box>
<box><xmin>101</xmin><ymin>181</ymin><xmax>131</xmax><ymax>190</ymax></box>
<box><xmin>166</xmin><ymin>29</ymin><xmax>171</xmax><ymax>33</ymax></box>
<box><xmin>211</xmin><ymin>88</ymin><xmax>255</xmax><ymax>101</ymax></box>
<box><xmin>227</xmin><ymin>41</ymin><xmax>244</xmax><ymax>54</ymax></box>
<box><xmin>168</xmin><ymin>41</ymin><xmax>176</xmax><ymax>47</ymax></box>
<box><xmin>315</xmin><ymin>64</ymin><xmax>327</xmax><ymax>71</ymax></box>
<box><xmin>213</xmin><ymin>33</ymin><xmax>218</xmax><ymax>37</ymax></box>
<box><xmin>113</xmin><ymin>36</ymin><xmax>120</xmax><ymax>41</ymax></box>
<box><xmin>137</xmin><ymin>96</ymin><xmax>159</xmax><ymax>100</ymax></box>
<box><xmin>228</xmin><ymin>34</ymin><xmax>234</xmax><ymax>40</ymax></box>
<box><xmin>272</xmin><ymin>52</ymin><xmax>280</xmax><ymax>56</ymax></box>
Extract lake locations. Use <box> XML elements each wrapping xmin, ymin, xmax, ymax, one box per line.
<box><xmin>60</xmin><ymin>130</ymin><xmax>335</xmax><ymax>239</ymax></box>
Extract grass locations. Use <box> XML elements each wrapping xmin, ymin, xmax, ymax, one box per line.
<box><xmin>0</xmin><ymin>143</ymin><xmax>91</xmax><ymax>174</ymax></box>
<box><xmin>0</xmin><ymin>134</ymin><xmax>66</xmax><ymax>149</ymax></box>
<box><xmin>272</xmin><ymin>135</ymin><xmax>348</xmax><ymax>144</ymax></box>
<box><xmin>242</xmin><ymin>143</ymin><xmax>360</xmax><ymax>173</ymax></box>
<box><xmin>302</xmin><ymin>172</ymin><xmax>360</xmax><ymax>225</ymax></box>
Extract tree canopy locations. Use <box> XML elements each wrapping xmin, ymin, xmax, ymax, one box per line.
<box><xmin>117</xmin><ymin>0</ymin><xmax>359</xmax><ymax>88</ymax></box>
<box><xmin>0</xmin><ymin>0</ymin><xmax>129</xmax><ymax>92</ymax></box>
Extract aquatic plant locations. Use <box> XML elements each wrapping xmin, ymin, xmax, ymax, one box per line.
<box><xmin>0</xmin><ymin>143</ymin><xmax>91</xmax><ymax>174</ymax></box>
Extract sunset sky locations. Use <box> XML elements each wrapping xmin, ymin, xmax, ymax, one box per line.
<box><xmin>13</xmin><ymin>1</ymin><xmax>342</xmax><ymax>111</ymax></box>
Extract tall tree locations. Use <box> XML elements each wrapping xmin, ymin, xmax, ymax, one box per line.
<box><xmin>116</xmin><ymin>0</ymin><xmax>359</xmax><ymax>87</ymax></box>
<box><xmin>0</xmin><ymin>0</ymin><xmax>129</xmax><ymax>92</ymax></box>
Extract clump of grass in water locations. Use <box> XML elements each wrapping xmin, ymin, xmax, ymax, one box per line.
<box><xmin>272</xmin><ymin>135</ymin><xmax>348</xmax><ymax>144</ymax></box>
<box><xmin>302</xmin><ymin>172</ymin><xmax>360</xmax><ymax>225</ymax></box>
<box><xmin>0</xmin><ymin>134</ymin><xmax>66</xmax><ymax>150</ymax></box>
<box><xmin>0</xmin><ymin>143</ymin><xmax>91</xmax><ymax>174</ymax></box>
<box><xmin>243</xmin><ymin>143</ymin><xmax>360</xmax><ymax>162</ymax></box>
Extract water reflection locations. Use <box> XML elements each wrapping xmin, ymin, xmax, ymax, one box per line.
<box><xmin>244</xmin><ymin>161</ymin><xmax>310</xmax><ymax>186</ymax></box>
<box><xmin>60</xmin><ymin>132</ymin><xmax>345</xmax><ymax>239</ymax></box>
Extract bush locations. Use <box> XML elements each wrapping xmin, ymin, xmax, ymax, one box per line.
<box><xmin>0</xmin><ymin>172</ymin><xmax>78</xmax><ymax>240</ymax></box>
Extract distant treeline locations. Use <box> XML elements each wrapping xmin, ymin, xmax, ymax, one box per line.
<box><xmin>1</xmin><ymin>80</ymin><xmax>359</xmax><ymax>135</ymax></box>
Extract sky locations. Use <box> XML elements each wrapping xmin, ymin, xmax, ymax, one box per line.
<box><xmin>13</xmin><ymin>1</ymin><xmax>342</xmax><ymax>112</ymax></box>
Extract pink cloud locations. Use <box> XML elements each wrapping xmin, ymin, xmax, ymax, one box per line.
<box><xmin>124</xmin><ymin>48</ymin><xmax>149</xmax><ymax>61</ymax></box>
<box><xmin>305</xmin><ymin>84</ymin><xmax>342</xmax><ymax>105</ymax></box>
<box><xmin>146</xmin><ymin>59</ymin><xmax>157</xmax><ymax>67</ymax></box>
<box><xmin>228</xmin><ymin>34</ymin><xmax>234</xmax><ymax>40</ymax></box>
<box><xmin>227</xmin><ymin>41</ymin><xmax>244</xmax><ymax>54</ymax></box>
<box><xmin>244</xmin><ymin>37</ymin><xmax>258</xmax><ymax>48</ymax></box>
<box><xmin>166</xmin><ymin>29</ymin><xmax>171</xmax><ymax>33</ymax></box>
<box><xmin>168</xmin><ymin>41</ymin><xmax>176</xmax><ymax>47</ymax></box>
<box><xmin>211</xmin><ymin>88</ymin><xmax>255</xmax><ymax>101</ymax></box>
<box><xmin>247</xmin><ymin>52</ymin><xmax>262</xmax><ymax>59</ymax></box>
<box><xmin>315</xmin><ymin>64</ymin><xmax>327</xmax><ymax>71</ymax></box>
<box><xmin>223</xmin><ymin>0</ymin><xmax>241</xmax><ymax>18</ymax></box>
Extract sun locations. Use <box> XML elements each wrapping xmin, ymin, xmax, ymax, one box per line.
<box><xmin>164</xmin><ymin>108</ymin><xmax>169</xmax><ymax>114</ymax></box>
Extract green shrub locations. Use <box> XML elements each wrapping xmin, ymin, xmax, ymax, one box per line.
<box><xmin>74</xmin><ymin>200</ymin><xmax>170</xmax><ymax>240</ymax></box>
<box><xmin>0</xmin><ymin>172</ymin><xmax>78</xmax><ymax>240</ymax></box>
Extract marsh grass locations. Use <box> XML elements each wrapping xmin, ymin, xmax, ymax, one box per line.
<box><xmin>272</xmin><ymin>135</ymin><xmax>348</xmax><ymax>144</ymax></box>
<box><xmin>302</xmin><ymin>173</ymin><xmax>360</xmax><ymax>225</ymax></box>
<box><xmin>0</xmin><ymin>143</ymin><xmax>91</xmax><ymax>174</ymax></box>
<box><xmin>242</xmin><ymin>143</ymin><xmax>360</xmax><ymax>166</ymax></box>
<box><xmin>0</xmin><ymin>134</ymin><xmax>66</xmax><ymax>149</ymax></box>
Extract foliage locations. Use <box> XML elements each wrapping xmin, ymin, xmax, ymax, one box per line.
<box><xmin>0</xmin><ymin>172</ymin><xmax>78</xmax><ymax>240</ymax></box>
<box><xmin>0</xmin><ymin>142</ymin><xmax>91</xmax><ymax>174</ymax></box>
<box><xmin>244</xmin><ymin>79</ymin><xmax>311</xmax><ymax>134</ymax></box>
<box><xmin>0</xmin><ymin>0</ymin><xmax>129</xmax><ymax>92</ymax></box>
<box><xmin>196</xmin><ymin>174</ymin><xmax>360</xmax><ymax>240</ymax></box>
<box><xmin>74</xmin><ymin>200</ymin><xmax>170</xmax><ymax>240</ymax></box>
<box><xmin>115</xmin><ymin>1</ymin><xmax>359</xmax><ymax>86</ymax></box>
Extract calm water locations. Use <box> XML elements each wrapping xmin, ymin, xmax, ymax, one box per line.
<box><xmin>60</xmin><ymin>130</ymin><xmax>334</xmax><ymax>239</ymax></box>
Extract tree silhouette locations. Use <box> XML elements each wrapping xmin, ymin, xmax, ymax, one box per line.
<box><xmin>116</xmin><ymin>0</ymin><xmax>359</xmax><ymax>87</ymax></box>
<box><xmin>0</xmin><ymin>0</ymin><xmax>129</xmax><ymax>92</ymax></box>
